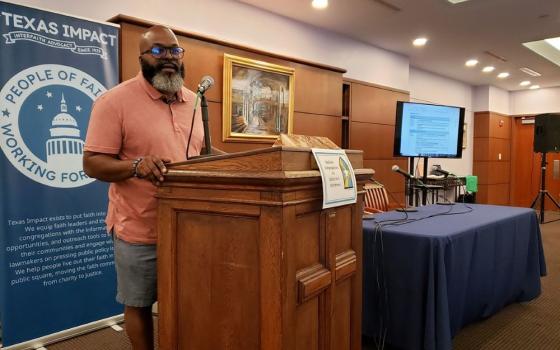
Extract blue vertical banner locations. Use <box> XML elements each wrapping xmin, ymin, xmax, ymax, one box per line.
<box><xmin>0</xmin><ymin>2</ymin><xmax>121</xmax><ymax>347</ymax></box>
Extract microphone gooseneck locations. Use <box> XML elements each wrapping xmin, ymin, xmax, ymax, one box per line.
<box><xmin>187</xmin><ymin>75</ymin><xmax>214</xmax><ymax>159</ymax></box>
<box><xmin>392</xmin><ymin>165</ymin><xmax>415</xmax><ymax>180</ymax></box>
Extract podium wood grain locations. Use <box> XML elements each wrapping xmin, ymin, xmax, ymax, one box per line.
<box><xmin>157</xmin><ymin>147</ymin><xmax>373</xmax><ymax>350</ymax></box>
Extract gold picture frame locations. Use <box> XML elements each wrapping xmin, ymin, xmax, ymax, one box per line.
<box><xmin>223</xmin><ymin>54</ymin><xmax>295</xmax><ymax>142</ymax></box>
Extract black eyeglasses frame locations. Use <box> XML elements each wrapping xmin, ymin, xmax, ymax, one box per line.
<box><xmin>141</xmin><ymin>46</ymin><xmax>185</xmax><ymax>59</ymax></box>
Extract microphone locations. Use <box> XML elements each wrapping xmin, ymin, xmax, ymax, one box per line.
<box><xmin>392</xmin><ymin>165</ymin><xmax>415</xmax><ymax>180</ymax></box>
<box><xmin>187</xmin><ymin>75</ymin><xmax>214</xmax><ymax>159</ymax></box>
<box><xmin>197</xmin><ymin>75</ymin><xmax>214</xmax><ymax>95</ymax></box>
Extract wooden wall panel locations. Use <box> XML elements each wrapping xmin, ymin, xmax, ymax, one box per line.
<box><xmin>490</xmin><ymin>138</ymin><xmax>511</xmax><ymax>161</ymax></box>
<box><xmin>474</xmin><ymin>112</ymin><xmax>490</xmax><ymax>138</ymax></box>
<box><xmin>474</xmin><ymin>112</ymin><xmax>511</xmax><ymax>139</ymax></box>
<box><xmin>473</xmin><ymin>111</ymin><xmax>512</xmax><ymax>205</ymax></box>
<box><xmin>350</xmin><ymin>123</ymin><xmax>396</xmax><ymax>160</ymax></box>
<box><xmin>489</xmin><ymin>114</ymin><xmax>512</xmax><ymax>139</ymax></box>
<box><xmin>477</xmin><ymin>184</ymin><xmax>510</xmax><ymax>206</ymax></box>
<box><xmin>363</xmin><ymin>159</ymin><xmax>407</xmax><ymax>188</ymax></box>
<box><xmin>294</xmin><ymin>65</ymin><xmax>342</xmax><ymax>116</ymax></box>
<box><xmin>346</xmin><ymin>79</ymin><xmax>410</xmax><ymax>204</ymax></box>
<box><xmin>473</xmin><ymin>161</ymin><xmax>511</xmax><ymax>184</ymax></box>
<box><xmin>117</xmin><ymin>20</ymin><xmax>345</xmax><ymax>154</ymax></box>
<box><xmin>473</xmin><ymin>138</ymin><xmax>511</xmax><ymax>162</ymax></box>
<box><xmin>293</xmin><ymin>113</ymin><xmax>342</xmax><ymax>146</ymax></box>
<box><xmin>351</xmin><ymin>83</ymin><xmax>407</xmax><ymax>124</ymax></box>
<box><xmin>120</xmin><ymin>23</ymin><xmax>143</xmax><ymax>82</ymax></box>
<box><xmin>362</xmin><ymin>160</ymin><xmax>406</xmax><ymax>206</ymax></box>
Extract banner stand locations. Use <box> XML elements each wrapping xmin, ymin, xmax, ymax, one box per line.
<box><xmin>0</xmin><ymin>2</ymin><xmax>122</xmax><ymax>347</ymax></box>
<box><xmin>1</xmin><ymin>314</ymin><xmax>123</xmax><ymax>350</ymax></box>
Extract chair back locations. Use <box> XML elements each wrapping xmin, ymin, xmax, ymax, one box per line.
<box><xmin>364</xmin><ymin>182</ymin><xmax>389</xmax><ymax>213</ymax></box>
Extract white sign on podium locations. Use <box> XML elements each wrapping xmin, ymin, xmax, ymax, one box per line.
<box><xmin>312</xmin><ymin>148</ymin><xmax>357</xmax><ymax>209</ymax></box>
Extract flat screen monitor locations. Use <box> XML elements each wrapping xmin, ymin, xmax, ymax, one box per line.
<box><xmin>393</xmin><ymin>101</ymin><xmax>465</xmax><ymax>158</ymax></box>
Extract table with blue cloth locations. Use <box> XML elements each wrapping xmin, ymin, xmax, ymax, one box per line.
<box><xmin>362</xmin><ymin>204</ymin><xmax>546</xmax><ymax>350</ymax></box>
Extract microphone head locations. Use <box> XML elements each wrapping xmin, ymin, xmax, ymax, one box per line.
<box><xmin>391</xmin><ymin>165</ymin><xmax>399</xmax><ymax>172</ymax></box>
<box><xmin>202</xmin><ymin>75</ymin><xmax>214</xmax><ymax>87</ymax></box>
<box><xmin>198</xmin><ymin>75</ymin><xmax>215</xmax><ymax>94</ymax></box>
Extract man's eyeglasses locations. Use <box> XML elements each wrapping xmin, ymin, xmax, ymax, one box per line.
<box><xmin>141</xmin><ymin>46</ymin><xmax>185</xmax><ymax>59</ymax></box>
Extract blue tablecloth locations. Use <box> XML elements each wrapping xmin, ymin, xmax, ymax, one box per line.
<box><xmin>362</xmin><ymin>204</ymin><xmax>546</xmax><ymax>350</ymax></box>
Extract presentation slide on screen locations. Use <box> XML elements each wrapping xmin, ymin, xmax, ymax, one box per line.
<box><xmin>400</xmin><ymin>103</ymin><xmax>460</xmax><ymax>157</ymax></box>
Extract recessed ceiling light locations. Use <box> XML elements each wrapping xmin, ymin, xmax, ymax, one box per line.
<box><xmin>448</xmin><ymin>0</ymin><xmax>470</xmax><ymax>4</ymax></box>
<box><xmin>311</xmin><ymin>0</ymin><xmax>328</xmax><ymax>9</ymax></box>
<box><xmin>482</xmin><ymin>66</ymin><xmax>495</xmax><ymax>73</ymax></box>
<box><xmin>497</xmin><ymin>72</ymin><xmax>510</xmax><ymax>79</ymax></box>
<box><xmin>413</xmin><ymin>37</ymin><xmax>428</xmax><ymax>47</ymax></box>
<box><xmin>519</xmin><ymin>81</ymin><xmax>531</xmax><ymax>86</ymax></box>
<box><xmin>465</xmin><ymin>59</ymin><xmax>478</xmax><ymax>67</ymax></box>
<box><xmin>530</xmin><ymin>85</ymin><xmax>540</xmax><ymax>90</ymax></box>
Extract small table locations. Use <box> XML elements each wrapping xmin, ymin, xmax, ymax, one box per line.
<box><xmin>424</xmin><ymin>176</ymin><xmax>466</xmax><ymax>201</ymax></box>
<box><xmin>362</xmin><ymin>204</ymin><xmax>546</xmax><ymax>350</ymax></box>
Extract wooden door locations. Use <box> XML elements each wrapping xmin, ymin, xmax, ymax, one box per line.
<box><xmin>511</xmin><ymin>117</ymin><xmax>560</xmax><ymax>210</ymax></box>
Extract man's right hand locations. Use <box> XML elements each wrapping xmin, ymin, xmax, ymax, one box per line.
<box><xmin>134</xmin><ymin>155</ymin><xmax>171</xmax><ymax>185</ymax></box>
<box><xmin>83</xmin><ymin>151</ymin><xmax>171</xmax><ymax>184</ymax></box>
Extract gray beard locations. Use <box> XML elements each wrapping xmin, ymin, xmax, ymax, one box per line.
<box><xmin>152</xmin><ymin>72</ymin><xmax>184</xmax><ymax>95</ymax></box>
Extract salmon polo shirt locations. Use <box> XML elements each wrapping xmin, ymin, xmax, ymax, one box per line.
<box><xmin>84</xmin><ymin>72</ymin><xmax>204</xmax><ymax>244</ymax></box>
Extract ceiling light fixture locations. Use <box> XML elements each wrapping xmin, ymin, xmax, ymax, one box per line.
<box><xmin>311</xmin><ymin>0</ymin><xmax>328</xmax><ymax>9</ymax></box>
<box><xmin>482</xmin><ymin>66</ymin><xmax>495</xmax><ymax>73</ymax></box>
<box><xmin>529</xmin><ymin>85</ymin><xmax>540</xmax><ymax>90</ymax></box>
<box><xmin>545</xmin><ymin>37</ymin><xmax>560</xmax><ymax>51</ymax></box>
<box><xmin>484</xmin><ymin>50</ymin><xmax>508</xmax><ymax>62</ymax></box>
<box><xmin>497</xmin><ymin>72</ymin><xmax>510</xmax><ymax>79</ymax></box>
<box><xmin>447</xmin><ymin>0</ymin><xmax>470</xmax><ymax>4</ymax></box>
<box><xmin>520</xmin><ymin>67</ymin><xmax>542</xmax><ymax>77</ymax></box>
<box><xmin>413</xmin><ymin>37</ymin><xmax>428</xmax><ymax>47</ymax></box>
<box><xmin>465</xmin><ymin>59</ymin><xmax>478</xmax><ymax>67</ymax></box>
<box><xmin>519</xmin><ymin>81</ymin><xmax>531</xmax><ymax>86</ymax></box>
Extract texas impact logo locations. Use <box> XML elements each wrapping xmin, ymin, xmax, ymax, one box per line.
<box><xmin>0</xmin><ymin>64</ymin><xmax>106</xmax><ymax>188</ymax></box>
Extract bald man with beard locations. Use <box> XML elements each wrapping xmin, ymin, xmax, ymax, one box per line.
<box><xmin>83</xmin><ymin>25</ymin><xmax>204</xmax><ymax>350</ymax></box>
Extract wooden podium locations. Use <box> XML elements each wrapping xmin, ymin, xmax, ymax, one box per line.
<box><xmin>157</xmin><ymin>146</ymin><xmax>373</xmax><ymax>350</ymax></box>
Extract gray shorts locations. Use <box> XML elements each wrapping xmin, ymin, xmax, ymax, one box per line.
<box><xmin>113</xmin><ymin>235</ymin><xmax>157</xmax><ymax>307</ymax></box>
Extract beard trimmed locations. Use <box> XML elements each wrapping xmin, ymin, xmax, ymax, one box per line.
<box><xmin>141</xmin><ymin>58</ymin><xmax>185</xmax><ymax>95</ymax></box>
<box><xmin>152</xmin><ymin>72</ymin><xmax>184</xmax><ymax>94</ymax></box>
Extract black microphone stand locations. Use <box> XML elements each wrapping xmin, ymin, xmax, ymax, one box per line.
<box><xmin>201</xmin><ymin>94</ymin><xmax>211</xmax><ymax>155</ymax></box>
<box><xmin>408</xmin><ymin>157</ymin><xmax>415</xmax><ymax>206</ymax></box>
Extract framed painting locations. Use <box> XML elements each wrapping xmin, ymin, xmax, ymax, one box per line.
<box><xmin>223</xmin><ymin>54</ymin><xmax>295</xmax><ymax>142</ymax></box>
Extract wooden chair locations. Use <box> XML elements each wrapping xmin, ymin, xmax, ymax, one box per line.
<box><xmin>363</xmin><ymin>182</ymin><xmax>390</xmax><ymax>213</ymax></box>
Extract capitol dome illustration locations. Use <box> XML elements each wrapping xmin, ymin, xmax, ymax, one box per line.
<box><xmin>46</xmin><ymin>93</ymin><xmax>84</xmax><ymax>170</ymax></box>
